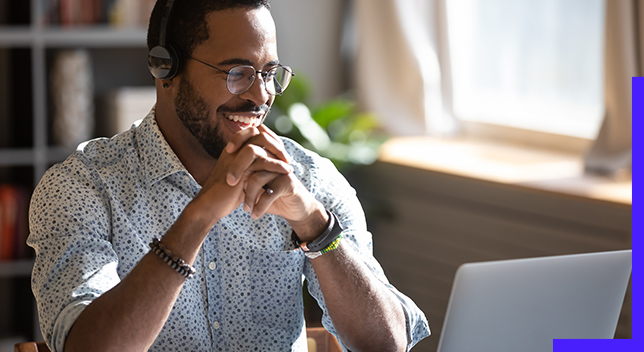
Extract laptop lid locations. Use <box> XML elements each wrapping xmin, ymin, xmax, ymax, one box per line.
<box><xmin>437</xmin><ymin>250</ymin><xmax>632</xmax><ymax>352</ymax></box>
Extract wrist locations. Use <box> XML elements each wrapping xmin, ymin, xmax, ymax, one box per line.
<box><xmin>288</xmin><ymin>204</ymin><xmax>329</xmax><ymax>242</ymax></box>
<box><xmin>184</xmin><ymin>195</ymin><xmax>222</xmax><ymax>229</ymax></box>
<box><xmin>160</xmin><ymin>201</ymin><xmax>218</xmax><ymax>263</ymax></box>
<box><xmin>292</xmin><ymin>210</ymin><xmax>344</xmax><ymax>256</ymax></box>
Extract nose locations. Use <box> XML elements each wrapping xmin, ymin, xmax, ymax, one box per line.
<box><xmin>239</xmin><ymin>72</ymin><xmax>272</xmax><ymax>106</ymax></box>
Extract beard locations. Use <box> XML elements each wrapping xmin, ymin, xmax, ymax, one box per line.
<box><xmin>174</xmin><ymin>76</ymin><xmax>270</xmax><ymax>159</ymax></box>
<box><xmin>175</xmin><ymin>77</ymin><xmax>227</xmax><ymax>159</ymax></box>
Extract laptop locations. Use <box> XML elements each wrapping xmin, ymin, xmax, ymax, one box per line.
<box><xmin>437</xmin><ymin>250</ymin><xmax>632</xmax><ymax>352</ymax></box>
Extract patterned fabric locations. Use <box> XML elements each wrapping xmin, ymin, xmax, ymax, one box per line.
<box><xmin>28</xmin><ymin>109</ymin><xmax>430</xmax><ymax>352</ymax></box>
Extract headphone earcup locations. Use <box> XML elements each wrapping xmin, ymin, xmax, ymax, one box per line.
<box><xmin>148</xmin><ymin>44</ymin><xmax>181</xmax><ymax>79</ymax></box>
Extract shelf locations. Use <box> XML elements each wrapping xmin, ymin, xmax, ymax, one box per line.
<box><xmin>42</xmin><ymin>26</ymin><xmax>147</xmax><ymax>47</ymax></box>
<box><xmin>0</xmin><ymin>1</ymin><xmax>154</xmax><ymax>341</ymax></box>
<box><xmin>47</xmin><ymin>146</ymin><xmax>76</xmax><ymax>163</ymax></box>
<box><xmin>0</xmin><ymin>26</ymin><xmax>147</xmax><ymax>47</ymax></box>
<box><xmin>0</xmin><ymin>149</ymin><xmax>35</xmax><ymax>166</ymax></box>
<box><xmin>0</xmin><ymin>260</ymin><xmax>33</xmax><ymax>278</ymax></box>
<box><xmin>0</xmin><ymin>147</ymin><xmax>76</xmax><ymax>167</ymax></box>
<box><xmin>0</xmin><ymin>26</ymin><xmax>35</xmax><ymax>46</ymax></box>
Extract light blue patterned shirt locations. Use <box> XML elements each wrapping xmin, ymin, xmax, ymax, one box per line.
<box><xmin>28</xmin><ymin>110</ymin><xmax>430</xmax><ymax>352</ymax></box>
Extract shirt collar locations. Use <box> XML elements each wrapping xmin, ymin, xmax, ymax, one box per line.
<box><xmin>136</xmin><ymin>107</ymin><xmax>190</xmax><ymax>186</ymax></box>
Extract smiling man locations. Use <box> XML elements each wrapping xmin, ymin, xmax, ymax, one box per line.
<box><xmin>28</xmin><ymin>1</ymin><xmax>429</xmax><ymax>351</ymax></box>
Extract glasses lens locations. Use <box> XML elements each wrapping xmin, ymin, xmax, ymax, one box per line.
<box><xmin>226</xmin><ymin>65</ymin><xmax>293</xmax><ymax>95</ymax></box>
<box><xmin>267</xmin><ymin>66</ymin><xmax>293</xmax><ymax>96</ymax></box>
<box><xmin>227</xmin><ymin>66</ymin><xmax>256</xmax><ymax>94</ymax></box>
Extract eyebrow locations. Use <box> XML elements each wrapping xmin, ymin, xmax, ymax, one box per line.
<box><xmin>217</xmin><ymin>58</ymin><xmax>281</xmax><ymax>68</ymax></box>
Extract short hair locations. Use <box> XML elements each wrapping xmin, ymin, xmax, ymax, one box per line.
<box><xmin>146</xmin><ymin>0</ymin><xmax>271</xmax><ymax>64</ymax></box>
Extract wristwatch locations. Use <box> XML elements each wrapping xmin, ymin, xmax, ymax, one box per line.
<box><xmin>292</xmin><ymin>210</ymin><xmax>344</xmax><ymax>257</ymax></box>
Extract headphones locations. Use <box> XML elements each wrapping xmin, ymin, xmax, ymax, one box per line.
<box><xmin>148</xmin><ymin>0</ymin><xmax>180</xmax><ymax>80</ymax></box>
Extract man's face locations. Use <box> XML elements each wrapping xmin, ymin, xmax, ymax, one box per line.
<box><xmin>174</xmin><ymin>7</ymin><xmax>278</xmax><ymax>159</ymax></box>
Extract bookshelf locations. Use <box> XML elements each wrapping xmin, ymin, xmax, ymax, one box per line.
<box><xmin>0</xmin><ymin>0</ymin><xmax>154</xmax><ymax>343</ymax></box>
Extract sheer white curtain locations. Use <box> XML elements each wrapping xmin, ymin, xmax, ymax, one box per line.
<box><xmin>353</xmin><ymin>0</ymin><xmax>455</xmax><ymax>136</ymax></box>
<box><xmin>354</xmin><ymin>0</ymin><xmax>635</xmax><ymax>177</ymax></box>
<box><xmin>584</xmin><ymin>0</ymin><xmax>641</xmax><ymax>176</ymax></box>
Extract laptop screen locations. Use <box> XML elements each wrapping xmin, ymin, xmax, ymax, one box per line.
<box><xmin>437</xmin><ymin>250</ymin><xmax>631</xmax><ymax>352</ymax></box>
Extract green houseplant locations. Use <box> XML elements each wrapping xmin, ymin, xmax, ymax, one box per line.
<box><xmin>266</xmin><ymin>74</ymin><xmax>388</xmax><ymax>172</ymax></box>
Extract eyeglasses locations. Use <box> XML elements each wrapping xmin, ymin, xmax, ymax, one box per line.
<box><xmin>184</xmin><ymin>54</ymin><xmax>294</xmax><ymax>96</ymax></box>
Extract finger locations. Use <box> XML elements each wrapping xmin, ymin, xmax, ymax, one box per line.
<box><xmin>242</xmin><ymin>171</ymin><xmax>280</xmax><ymax>214</ymax></box>
<box><xmin>257</xmin><ymin>124</ymin><xmax>292</xmax><ymax>163</ymax></box>
<box><xmin>226</xmin><ymin>145</ymin><xmax>293</xmax><ymax>186</ymax></box>
<box><xmin>262</xmin><ymin>184</ymin><xmax>274</xmax><ymax>195</ymax></box>
<box><xmin>247</xmin><ymin>132</ymin><xmax>289</xmax><ymax>163</ymax></box>
<box><xmin>250</xmin><ymin>173</ymin><xmax>294</xmax><ymax>219</ymax></box>
<box><xmin>258</xmin><ymin>124</ymin><xmax>283</xmax><ymax>144</ymax></box>
<box><xmin>227</xmin><ymin>126</ymin><xmax>290</xmax><ymax>163</ymax></box>
<box><xmin>225</xmin><ymin>127</ymin><xmax>260</xmax><ymax>154</ymax></box>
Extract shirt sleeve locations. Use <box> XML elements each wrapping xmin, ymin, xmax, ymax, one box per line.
<box><xmin>286</xmin><ymin>140</ymin><xmax>430</xmax><ymax>351</ymax></box>
<box><xmin>27</xmin><ymin>154</ymin><xmax>121</xmax><ymax>352</ymax></box>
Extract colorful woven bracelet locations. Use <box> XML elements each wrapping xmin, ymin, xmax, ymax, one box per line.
<box><xmin>320</xmin><ymin>234</ymin><xmax>343</xmax><ymax>254</ymax></box>
<box><xmin>304</xmin><ymin>234</ymin><xmax>343</xmax><ymax>260</ymax></box>
<box><xmin>149</xmin><ymin>238</ymin><xmax>196</xmax><ymax>279</ymax></box>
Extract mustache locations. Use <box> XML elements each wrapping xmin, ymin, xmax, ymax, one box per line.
<box><xmin>218</xmin><ymin>101</ymin><xmax>270</xmax><ymax>115</ymax></box>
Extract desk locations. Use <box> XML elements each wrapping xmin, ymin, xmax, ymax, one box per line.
<box><xmin>348</xmin><ymin>137</ymin><xmax>631</xmax><ymax>352</ymax></box>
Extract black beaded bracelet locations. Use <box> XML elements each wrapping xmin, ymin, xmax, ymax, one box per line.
<box><xmin>291</xmin><ymin>210</ymin><xmax>344</xmax><ymax>252</ymax></box>
<box><xmin>149</xmin><ymin>238</ymin><xmax>196</xmax><ymax>279</ymax></box>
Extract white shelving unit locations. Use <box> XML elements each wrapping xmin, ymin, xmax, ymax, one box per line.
<box><xmin>0</xmin><ymin>260</ymin><xmax>33</xmax><ymax>278</ymax></box>
<box><xmin>0</xmin><ymin>11</ymin><xmax>149</xmax><ymax>183</ymax></box>
<box><xmin>0</xmin><ymin>0</ymin><xmax>153</xmax><ymax>341</ymax></box>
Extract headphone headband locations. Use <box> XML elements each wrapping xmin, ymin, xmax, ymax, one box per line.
<box><xmin>158</xmin><ymin>0</ymin><xmax>175</xmax><ymax>47</ymax></box>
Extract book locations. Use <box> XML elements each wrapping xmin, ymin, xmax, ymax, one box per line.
<box><xmin>0</xmin><ymin>185</ymin><xmax>30</xmax><ymax>261</ymax></box>
<box><xmin>12</xmin><ymin>187</ymin><xmax>29</xmax><ymax>259</ymax></box>
<box><xmin>41</xmin><ymin>0</ymin><xmax>154</xmax><ymax>27</ymax></box>
<box><xmin>0</xmin><ymin>185</ymin><xmax>17</xmax><ymax>261</ymax></box>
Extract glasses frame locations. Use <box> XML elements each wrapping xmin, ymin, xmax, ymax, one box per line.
<box><xmin>182</xmin><ymin>53</ymin><xmax>294</xmax><ymax>96</ymax></box>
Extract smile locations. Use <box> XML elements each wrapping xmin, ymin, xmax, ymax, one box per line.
<box><xmin>226</xmin><ymin>114</ymin><xmax>262</xmax><ymax>128</ymax></box>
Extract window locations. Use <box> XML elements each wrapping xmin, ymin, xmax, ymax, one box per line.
<box><xmin>446</xmin><ymin>0</ymin><xmax>605</xmax><ymax>139</ymax></box>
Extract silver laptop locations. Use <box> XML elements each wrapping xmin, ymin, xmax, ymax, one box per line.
<box><xmin>437</xmin><ymin>250</ymin><xmax>632</xmax><ymax>352</ymax></box>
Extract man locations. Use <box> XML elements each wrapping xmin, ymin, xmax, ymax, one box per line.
<box><xmin>28</xmin><ymin>0</ymin><xmax>429</xmax><ymax>351</ymax></box>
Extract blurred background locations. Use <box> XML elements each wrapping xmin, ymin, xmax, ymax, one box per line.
<box><xmin>0</xmin><ymin>0</ymin><xmax>634</xmax><ymax>351</ymax></box>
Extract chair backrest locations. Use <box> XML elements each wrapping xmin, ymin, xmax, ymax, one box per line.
<box><xmin>14</xmin><ymin>342</ymin><xmax>51</xmax><ymax>352</ymax></box>
<box><xmin>306</xmin><ymin>327</ymin><xmax>342</xmax><ymax>352</ymax></box>
<box><xmin>16</xmin><ymin>329</ymin><xmax>341</xmax><ymax>352</ymax></box>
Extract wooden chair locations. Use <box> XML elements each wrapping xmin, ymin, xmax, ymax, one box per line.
<box><xmin>306</xmin><ymin>327</ymin><xmax>343</xmax><ymax>352</ymax></box>
<box><xmin>14</xmin><ymin>342</ymin><xmax>50</xmax><ymax>352</ymax></box>
<box><xmin>15</xmin><ymin>328</ymin><xmax>341</xmax><ymax>352</ymax></box>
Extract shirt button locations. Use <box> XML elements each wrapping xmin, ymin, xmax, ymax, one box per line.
<box><xmin>213</xmin><ymin>321</ymin><xmax>220</xmax><ymax>330</ymax></box>
<box><xmin>208</xmin><ymin>261</ymin><xmax>217</xmax><ymax>270</ymax></box>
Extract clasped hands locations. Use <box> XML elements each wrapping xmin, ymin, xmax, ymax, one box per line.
<box><xmin>195</xmin><ymin>124</ymin><xmax>326</xmax><ymax>239</ymax></box>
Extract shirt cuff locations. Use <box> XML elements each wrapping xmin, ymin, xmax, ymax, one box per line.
<box><xmin>51</xmin><ymin>300</ymin><xmax>91</xmax><ymax>352</ymax></box>
<box><xmin>388</xmin><ymin>286</ymin><xmax>431</xmax><ymax>351</ymax></box>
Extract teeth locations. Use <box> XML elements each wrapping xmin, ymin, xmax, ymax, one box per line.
<box><xmin>228</xmin><ymin>115</ymin><xmax>259</xmax><ymax>126</ymax></box>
